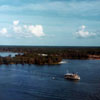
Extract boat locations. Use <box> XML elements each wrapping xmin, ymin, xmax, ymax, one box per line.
<box><xmin>52</xmin><ymin>77</ymin><xmax>56</xmax><ymax>80</ymax></box>
<box><xmin>64</xmin><ymin>72</ymin><xmax>80</xmax><ymax>80</ymax></box>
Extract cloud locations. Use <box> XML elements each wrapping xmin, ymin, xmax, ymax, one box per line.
<box><xmin>0</xmin><ymin>28</ymin><xmax>11</xmax><ymax>37</ymax></box>
<box><xmin>13</xmin><ymin>26</ymin><xmax>22</xmax><ymax>33</ymax></box>
<box><xmin>13</xmin><ymin>20</ymin><xmax>19</xmax><ymax>25</ymax></box>
<box><xmin>0</xmin><ymin>20</ymin><xmax>45</xmax><ymax>38</ymax></box>
<box><xmin>75</xmin><ymin>25</ymin><xmax>96</xmax><ymax>38</ymax></box>
<box><xmin>28</xmin><ymin>25</ymin><xmax>45</xmax><ymax>37</ymax></box>
<box><xmin>0</xmin><ymin>28</ymin><xmax>7</xmax><ymax>34</ymax></box>
<box><xmin>12</xmin><ymin>20</ymin><xmax>45</xmax><ymax>38</ymax></box>
<box><xmin>0</xmin><ymin>0</ymin><xmax>100</xmax><ymax>18</ymax></box>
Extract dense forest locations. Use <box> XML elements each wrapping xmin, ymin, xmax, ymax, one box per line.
<box><xmin>0</xmin><ymin>46</ymin><xmax>100</xmax><ymax>65</ymax></box>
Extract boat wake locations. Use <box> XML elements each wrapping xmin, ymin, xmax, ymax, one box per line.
<box><xmin>59</xmin><ymin>61</ymin><xmax>67</xmax><ymax>64</ymax></box>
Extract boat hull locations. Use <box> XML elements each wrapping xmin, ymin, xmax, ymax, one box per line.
<box><xmin>64</xmin><ymin>74</ymin><xmax>80</xmax><ymax>80</ymax></box>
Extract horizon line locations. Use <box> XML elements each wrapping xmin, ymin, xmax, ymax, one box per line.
<box><xmin>0</xmin><ymin>45</ymin><xmax>100</xmax><ymax>47</ymax></box>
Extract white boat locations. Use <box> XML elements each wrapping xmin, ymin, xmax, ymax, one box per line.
<box><xmin>64</xmin><ymin>72</ymin><xmax>80</xmax><ymax>80</ymax></box>
<box><xmin>52</xmin><ymin>77</ymin><xmax>56</xmax><ymax>80</ymax></box>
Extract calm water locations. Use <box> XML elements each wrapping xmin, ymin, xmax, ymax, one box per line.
<box><xmin>0</xmin><ymin>52</ymin><xmax>19</xmax><ymax>57</ymax></box>
<box><xmin>0</xmin><ymin>60</ymin><xmax>100</xmax><ymax>100</ymax></box>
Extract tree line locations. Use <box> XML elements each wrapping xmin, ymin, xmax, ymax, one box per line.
<box><xmin>0</xmin><ymin>46</ymin><xmax>100</xmax><ymax>65</ymax></box>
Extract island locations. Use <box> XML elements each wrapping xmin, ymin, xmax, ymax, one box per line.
<box><xmin>0</xmin><ymin>46</ymin><xmax>100</xmax><ymax>65</ymax></box>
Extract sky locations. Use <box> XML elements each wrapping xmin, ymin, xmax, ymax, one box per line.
<box><xmin>0</xmin><ymin>0</ymin><xmax>100</xmax><ymax>46</ymax></box>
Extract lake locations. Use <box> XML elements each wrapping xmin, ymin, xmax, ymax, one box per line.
<box><xmin>0</xmin><ymin>52</ymin><xmax>22</xmax><ymax>57</ymax></box>
<box><xmin>0</xmin><ymin>60</ymin><xmax>100</xmax><ymax>100</ymax></box>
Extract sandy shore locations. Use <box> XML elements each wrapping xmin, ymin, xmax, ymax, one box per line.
<box><xmin>88</xmin><ymin>55</ymin><xmax>100</xmax><ymax>60</ymax></box>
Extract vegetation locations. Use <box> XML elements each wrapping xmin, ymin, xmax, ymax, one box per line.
<box><xmin>0</xmin><ymin>46</ymin><xmax>100</xmax><ymax>65</ymax></box>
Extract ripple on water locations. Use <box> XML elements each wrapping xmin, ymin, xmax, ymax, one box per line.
<box><xmin>0</xmin><ymin>60</ymin><xmax>100</xmax><ymax>100</ymax></box>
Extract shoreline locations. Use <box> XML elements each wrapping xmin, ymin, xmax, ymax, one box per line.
<box><xmin>0</xmin><ymin>55</ymin><xmax>100</xmax><ymax>65</ymax></box>
<box><xmin>0</xmin><ymin>46</ymin><xmax>99</xmax><ymax>65</ymax></box>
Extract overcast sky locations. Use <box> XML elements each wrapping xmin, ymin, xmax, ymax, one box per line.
<box><xmin>0</xmin><ymin>0</ymin><xmax>100</xmax><ymax>46</ymax></box>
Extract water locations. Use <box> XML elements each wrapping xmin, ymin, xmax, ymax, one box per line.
<box><xmin>0</xmin><ymin>60</ymin><xmax>100</xmax><ymax>100</ymax></box>
<box><xmin>0</xmin><ymin>52</ymin><xmax>22</xmax><ymax>57</ymax></box>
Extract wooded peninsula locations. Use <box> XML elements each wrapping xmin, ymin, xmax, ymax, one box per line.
<box><xmin>0</xmin><ymin>46</ymin><xmax>100</xmax><ymax>65</ymax></box>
